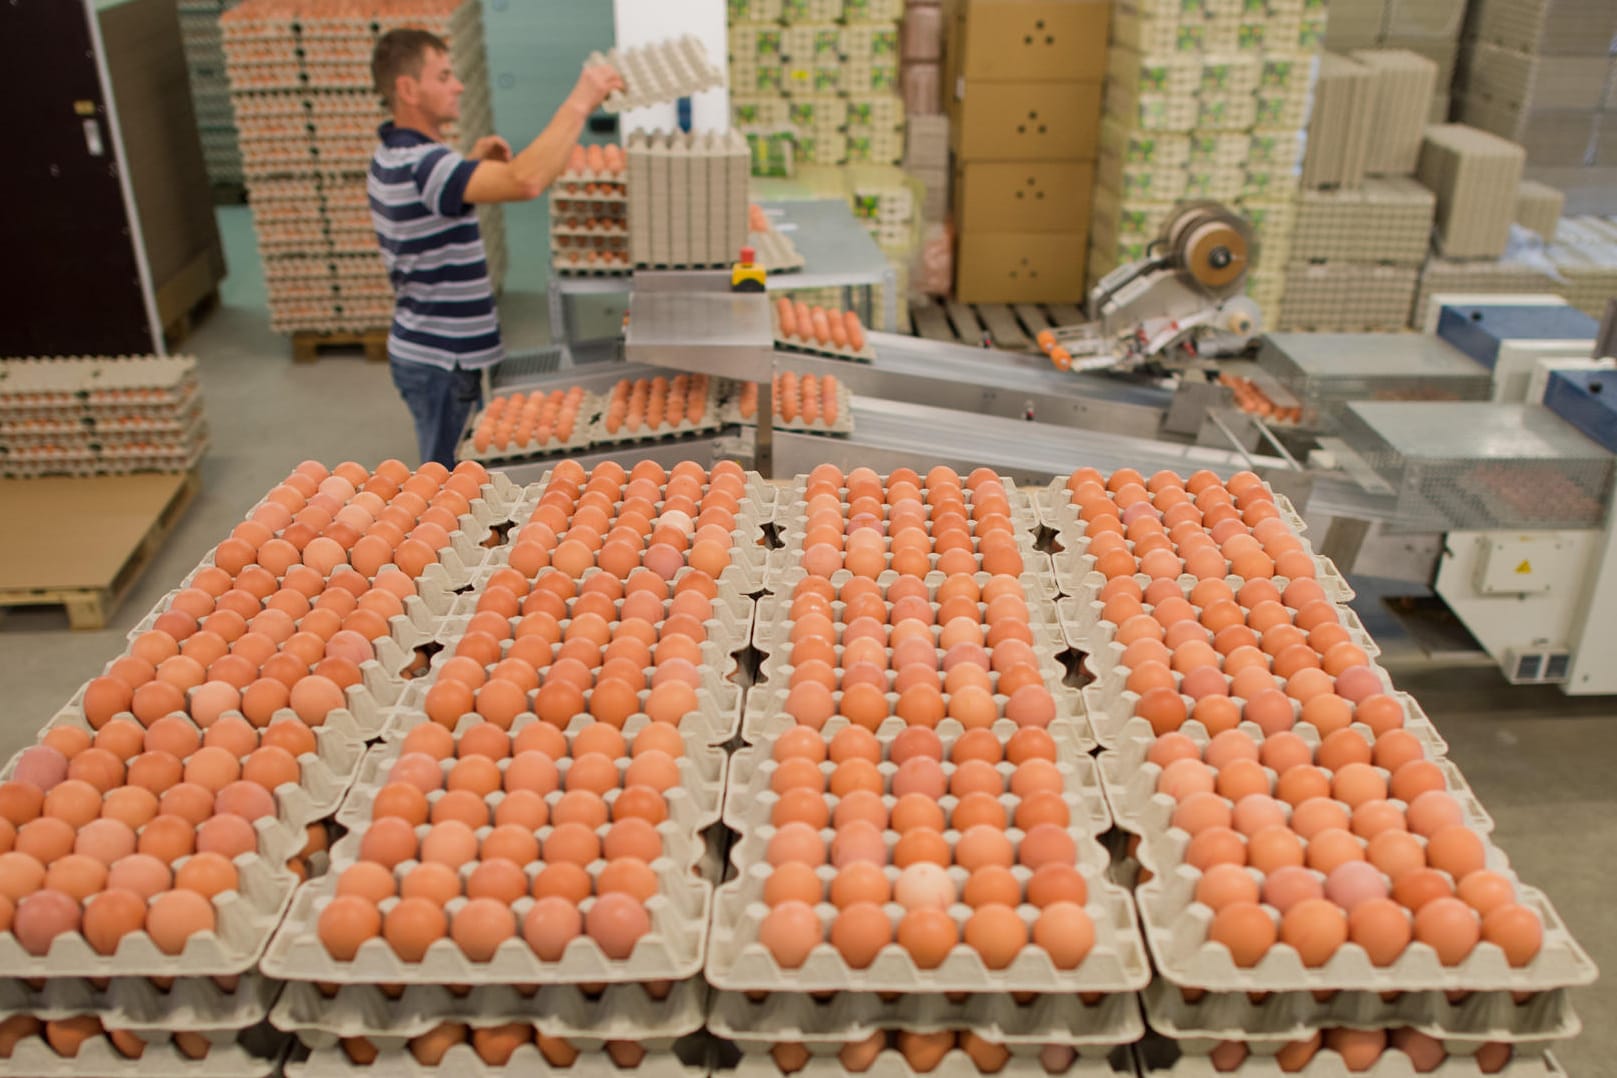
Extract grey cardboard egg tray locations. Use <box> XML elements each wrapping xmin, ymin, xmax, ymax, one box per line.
<box><xmin>706</xmin><ymin>987</ymin><xmax>1145</xmax><ymax>1049</ymax></box>
<box><xmin>335</xmin><ymin>734</ymin><xmax>726</xmax><ymax>834</ymax></box>
<box><xmin>584</xmin><ymin>382</ymin><xmax>728</xmax><ymax>450</ymax></box>
<box><xmin>0</xmin><ymin>853</ymin><xmax>298</xmax><ymax>978</ymax></box>
<box><xmin>1129</xmin><ymin>839</ymin><xmax>1597</xmax><ymax>995</ymax></box>
<box><xmin>261</xmin><ymin>824</ymin><xmax>712</xmax><ymax>987</ymax></box>
<box><xmin>0</xmin><ymin>1022</ymin><xmax>288</xmax><ymax>1078</ymax></box>
<box><xmin>0</xmin><ymin>971</ymin><xmax>281</xmax><ymax>1031</ymax></box>
<box><xmin>284</xmin><ymin>1039</ymin><xmax>710</xmax><ymax>1078</ymax></box>
<box><xmin>714</xmin><ymin>1048</ymin><xmax>1127</xmax><ymax>1078</ymax></box>
<box><xmin>1132</xmin><ymin>1044</ymin><xmax>1567</xmax><ymax>1077</ymax></box>
<box><xmin>456</xmin><ymin>399</ymin><xmax>601</xmax><ymax>466</ymax></box>
<box><xmin>553</xmin><ymin>167</ymin><xmax>627</xmax><ymax>187</ymax></box>
<box><xmin>595</xmin><ymin>34</ymin><xmax>726</xmax><ymax>113</ymax></box>
<box><xmin>270</xmin><ymin>974</ymin><xmax>705</xmax><ymax>1049</ymax></box>
<box><xmin>1139</xmin><ymin>976</ymin><xmax>1580</xmax><ymax>1049</ymax></box>
<box><xmin>722</xmin><ymin>728</ymin><xmax>1111</xmax><ymax>838</ymax></box>
<box><xmin>718</xmin><ymin>377</ymin><xmax>854</xmax><ymax>436</ymax></box>
<box><xmin>705</xmin><ymin>826</ymin><xmax>1149</xmax><ymax>995</ymax></box>
<box><xmin>1033</xmin><ymin>478</ymin><xmax>1310</xmax><ymax>541</ymax></box>
<box><xmin>770</xmin><ymin>308</ymin><xmax>877</xmax><ymax>363</ymax></box>
<box><xmin>1051</xmin><ymin>548</ymin><xmax>1355</xmax><ymax>609</ymax></box>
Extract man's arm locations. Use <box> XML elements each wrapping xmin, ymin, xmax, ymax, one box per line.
<box><xmin>464</xmin><ymin>64</ymin><xmax>623</xmax><ymax>204</ymax></box>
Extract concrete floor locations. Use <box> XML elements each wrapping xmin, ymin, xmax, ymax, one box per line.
<box><xmin>0</xmin><ymin>207</ymin><xmax>1611</xmax><ymax>1074</ymax></box>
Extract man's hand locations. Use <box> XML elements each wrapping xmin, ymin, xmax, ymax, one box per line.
<box><xmin>565</xmin><ymin>63</ymin><xmax>626</xmax><ymax>118</ymax></box>
<box><xmin>471</xmin><ymin>135</ymin><xmax>512</xmax><ymax>162</ymax></box>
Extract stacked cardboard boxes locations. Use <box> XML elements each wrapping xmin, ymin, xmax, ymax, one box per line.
<box><xmin>178</xmin><ymin>0</ymin><xmax>245</xmax><ymax>190</ymax></box>
<box><xmin>1324</xmin><ymin>0</ymin><xmax>1468</xmax><ymax>121</ymax></box>
<box><xmin>948</xmin><ymin>0</ymin><xmax>1108</xmax><ymax>303</ymax></box>
<box><xmin>729</xmin><ymin>0</ymin><xmax>907</xmax><ymax>169</ymax></box>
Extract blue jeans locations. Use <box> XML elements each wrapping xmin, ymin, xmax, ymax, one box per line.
<box><xmin>390</xmin><ymin>358</ymin><xmax>483</xmax><ymax>468</ymax></box>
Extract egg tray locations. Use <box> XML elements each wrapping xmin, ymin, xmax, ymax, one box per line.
<box><xmin>713</xmin><ymin>1046</ymin><xmax>1130</xmax><ymax>1078</ymax></box>
<box><xmin>751</xmin><ymin>568</ymin><xmax>1064</xmax><ymax>640</ymax></box>
<box><xmin>551</xmin><ymin>256</ymin><xmax>633</xmax><ymax>277</ymax></box>
<box><xmin>0</xmin><ymin>972</ymin><xmax>281</xmax><ymax>1032</ymax></box>
<box><xmin>0</xmin><ymin>854</ymin><xmax>298</xmax><ymax>978</ymax></box>
<box><xmin>748</xmin><ymin>599</ymin><xmax>1068</xmax><ymax>672</ymax></box>
<box><xmin>0</xmin><ymin>1022</ymin><xmax>289</xmax><ymax>1078</ymax></box>
<box><xmin>706</xmin><ymin>989</ymin><xmax>1144</xmax><ymax>1050</ymax></box>
<box><xmin>596</xmin><ymin>35</ymin><xmax>727</xmax><ymax>114</ymax></box>
<box><xmin>261</xmin><ymin>830</ymin><xmax>712</xmax><ymax>986</ymax></box>
<box><xmin>772</xmin><ymin>475</ymin><xmax>1043</xmax><ymax>541</ymax></box>
<box><xmin>520</xmin><ymin>468</ymin><xmax>780</xmax><ymax>525</ymax></box>
<box><xmin>335</xmin><ymin>734</ymin><xmax>726</xmax><ymax>833</ymax></box>
<box><xmin>283</xmin><ymin>1039</ymin><xmax>711</xmax><ymax>1078</ymax></box>
<box><xmin>0</xmin><ymin>356</ymin><xmax>199</xmax><ymax>404</ymax></box>
<box><xmin>1051</xmin><ymin>550</ymin><xmax>1355</xmax><ymax>612</ymax></box>
<box><xmin>769</xmin><ymin>309</ymin><xmax>877</xmax><ymax>364</ymax></box>
<box><xmin>1139</xmin><ymin>977</ymin><xmax>1581</xmax><ymax>1049</ymax></box>
<box><xmin>718</xmin><ymin>379</ymin><xmax>854</xmax><ymax>436</ymax></box>
<box><xmin>582</xmin><ymin>408</ymin><xmax>730</xmax><ymax>454</ymax></box>
<box><xmin>269</xmin><ymin>975</ymin><xmax>705</xmax><ymax>1048</ymax></box>
<box><xmin>722</xmin><ymin>728</ymin><xmax>1111</xmax><ymax>837</ymax></box>
<box><xmin>1131</xmin><ymin>1044</ymin><xmax>1566</xmax><ymax>1077</ymax></box>
<box><xmin>749</xmin><ymin>229</ymin><xmax>805</xmax><ymax>275</ymax></box>
<box><xmin>456</xmin><ymin>406</ymin><xmax>601</xmax><ymax>467</ymax></box>
<box><xmin>552</xmin><ymin>169</ymin><xmax>627</xmax><ymax>188</ymax></box>
<box><xmin>478</xmin><ymin>540</ymin><xmax>773</xmax><ymax>612</ymax></box>
<box><xmin>1130</xmin><ymin>847</ymin><xmax>1598</xmax><ymax>994</ymax></box>
<box><xmin>1033</xmin><ymin>479</ymin><xmax>1310</xmax><ymax>542</ymax></box>
<box><xmin>764</xmin><ymin>548</ymin><xmax>1054</xmax><ymax>600</ymax></box>
<box><xmin>705</xmin><ymin>847</ymin><xmax>1150</xmax><ymax>995</ymax></box>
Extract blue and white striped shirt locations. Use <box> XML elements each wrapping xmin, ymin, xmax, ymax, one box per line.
<box><xmin>368</xmin><ymin>122</ymin><xmax>503</xmax><ymax>370</ymax></box>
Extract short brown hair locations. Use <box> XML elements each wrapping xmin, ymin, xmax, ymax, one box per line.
<box><xmin>372</xmin><ymin>28</ymin><xmax>448</xmax><ymax>108</ymax></box>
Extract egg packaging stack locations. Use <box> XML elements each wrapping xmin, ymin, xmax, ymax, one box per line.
<box><xmin>222</xmin><ymin>0</ymin><xmax>505</xmax><ymax>336</ymax></box>
<box><xmin>263</xmin><ymin>458</ymin><xmax>771</xmax><ymax>1073</ymax></box>
<box><xmin>178</xmin><ymin>0</ymin><xmax>247</xmax><ymax>189</ymax></box>
<box><xmin>589</xmin><ymin>376</ymin><xmax>725</xmax><ymax>447</ymax></box>
<box><xmin>705</xmin><ymin>465</ymin><xmax>1150</xmax><ymax>1078</ymax></box>
<box><xmin>550</xmin><ymin>145</ymin><xmax>630</xmax><ymax>277</ymax></box>
<box><xmin>0</xmin><ymin>457</ymin><xmax>509</xmax><ymax>1074</ymax></box>
<box><xmin>771</xmin><ymin>299</ymin><xmax>875</xmax><ymax>363</ymax></box>
<box><xmin>722</xmin><ymin>372</ymin><xmax>852</xmax><ymax>435</ymax></box>
<box><xmin>0</xmin><ymin>356</ymin><xmax>209</xmax><ymax>479</ymax></box>
<box><xmin>1039</xmin><ymin>466</ymin><xmax>1596</xmax><ymax>1074</ymax></box>
<box><xmin>460</xmin><ymin>386</ymin><xmax>598</xmax><ymax>464</ymax></box>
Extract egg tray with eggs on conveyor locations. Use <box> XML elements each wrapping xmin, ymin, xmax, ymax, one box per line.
<box><xmin>335</xmin><ymin>728</ymin><xmax>727</xmax><ymax>834</ymax></box>
<box><xmin>0</xmin><ymin>1020</ymin><xmax>291</xmax><ymax>1078</ymax></box>
<box><xmin>719</xmin><ymin>376</ymin><xmax>855</xmax><ymax>437</ymax></box>
<box><xmin>0</xmin><ymin>356</ymin><xmax>202</xmax><ymax>417</ymax></box>
<box><xmin>1129</xmin><ymin>1041</ymin><xmax>1569</xmax><ymax>1078</ymax></box>
<box><xmin>282</xmin><ymin>1033</ymin><xmax>710</xmax><ymax>1078</ymax></box>
<box><xmin>0</xmin><ymin>971</ymin><xmax>282</xmax><ymax>1040</ymax></box>
<box><xmin>0</xmin><ymin>852</ymin><xmax>298</xmax><ymax>979</ymax></box>
<box><xmin>703</xmin><ymin>816</ymin><xmax>1152</xmax><ymax>996</ymax></box>
<box><xmin>771</xmin><ymin>307</ymin><xmax>877</xmax><ymax>364</ymax></box>
<box><xmin>762</xmin><ymin>538</ymin><xmax>1055</xmax><ymax>601</ymax></box>
<box><xmin>722</xmin><ymin>723</ymin><xmax>1112</xmax><ymax>839</ymax></box>
<box><xmin>1033</xmin><ymin>478</ymin><xmax>1310</xmax><ymax>543</ymax></box>
<box><xmin>516</xmin><ymin>468</ymin><xmax>780</xmax><ymax>526</ymax></box>
<box><xmin>270</xmin><ymin>971</ymin><xmax>706</xmax><ymax>1056</ymax></box>
<box><xmin>259</xmin><ymin>820</ymin><xmax>714</xmax><ymax>987</ymax></box>
<box><xmin>713</xmin><ymin>1044</ymin><xmax>1133</xmax><ymax>1078</ymax></box>
<box><xmin>1048</xmin><ymin>540</ymin><xmax>1355</xmax><ymax>610</ymax></box>
<box><xmin>455</xmin><ymin>392</ymin><xmax>604</xmax><ymax>467</ymax></box>
<box><xmin>1126</xmin><ymin>831</ymin><xmax>1598</xmax><ymax>996</ymax></box>
<box><xmin>707</xmin><ymin>985</ymin><xmax>1145</xmax><ymax>1051</ymax></box>
<box><xmin>773</xmin><ymin>473</ymin><xmax>1046</xmax><ymax>541</ymax></box>
<box><xmin>582</xmin><ymin>390</ymin><xmax>729</xmax><ymax>454</ymax></box>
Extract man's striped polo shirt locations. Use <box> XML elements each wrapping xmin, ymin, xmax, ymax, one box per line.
<box><xmin>368</xmin><ymin>122</ymin><xmax>503</xmax><ymax>370</ymax></box>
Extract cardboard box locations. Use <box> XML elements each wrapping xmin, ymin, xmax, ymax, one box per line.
<box><xmin>1468</xmin><ymin>0</ymin><xmax>1617</xmax><ymax>57</ymax></box>
<box><xmin>948</xmin><ymin>80</ymin><xmax>1103</xmax><ymax>161</ymax></box>
<box><xmin>952</xmin><ymin>161</ymin><xmax>1094</xmax><ymax>233</ymax></box>
<box><xmin>1417</xmin><ymin>124</ymin><xmax>1527</xmax><ymax>259</ymax></box>
<box><xmin>955</xmin><ymin>229</ymin><xmax>1087</xmax><ymax>303</ymax></box>
<box><xmin>1459</xmin><ymin>43</ymin><xmax>1611</xmax><ymax>112</ymax></box>
<box><xmin>947</xmin><ymin>0</ymin><xmax>1110</xmax><ymax>83</ymax></box>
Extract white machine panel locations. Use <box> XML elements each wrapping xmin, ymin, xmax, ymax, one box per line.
<box><xmin>1492</xmin><ymin>341</ymin><xmax>1596</xmax><ymax>402</ymax></box>
<box><xmin>1472</xmin><ymin>534</ymin><xmax>1576</xmax><ymax>595</ymax></box>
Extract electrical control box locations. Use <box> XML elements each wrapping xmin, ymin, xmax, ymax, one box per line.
<box><xmin>1472</xmin><ymin>534</ymin><xmax>1577</xmax><ymax>596</ymax></box>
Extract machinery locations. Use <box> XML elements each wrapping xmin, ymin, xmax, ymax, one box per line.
<box><xmin>1035</xmin><ymin>202</ymin><xmax>1265</xmax><ymax>373</ymax></box>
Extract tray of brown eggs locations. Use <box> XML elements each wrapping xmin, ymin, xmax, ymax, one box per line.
<box><xmin>460</xmin><ymin>387</ymin><xmax>600</xmax><ymax>464</ymax></box>
<box><xmin>517</xmin><ymin>461</ymin><xmax>778</xmax><ymax>530</ymax></box>
<box><xmin>1133</xmin><ymin>1032</ymin><xmax>1565</xmax><ymax>1075</ymax></box>
<box><xmin>722</xmin><ymin>373</ymin><xmax>852</xmax><ymax>435</ymax></box>
<box><xmin>772</xmin><ymin>299</ymin><xmax>875</xmax><ymax>363</ymax></box>
<box><xmin>713</xmin><ymin>1032</ymin><xmax>1135</xmax><ymax>1078</ymax></box>
<box><xmin>772</xmin><ymin>467</ymin><xmax>1044</xmax><ymax>549</ymax></box>
<box><xmin>0</xmin><ymin>1017</ymin><xmax>289</xmax><ymax>1076</ymax></box>
<box><xmin>1034</xmin><ymin>472</ymin><xmax>1311</xmax><ymax>541</ymax></box>
<box><xmin>586</xmin><ymin>376</ymin><xmax>725</xmax><ymax>449</ymax></box>
<box><xmin>285</xmin><ymin>1028</ymin><xmax>709</xmax><ymax>1077</ymax></box>
<box><xmin>0</xmin><ymin>971</ymin><xmax>280</xmax><ymax>1036</ymax></box>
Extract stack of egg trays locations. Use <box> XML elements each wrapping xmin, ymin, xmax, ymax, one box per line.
<box><xmin>456</xmin><ymin>390</ymin><xmax>604</xmax><ymax>467</ymax></box>
<box><xmin>549</xmin><ymin>164</ymin><xmax>629</xmax><ymax>276</ymax></box>
<box><xmin>0</xmin><ymin>1018</ymin><xmax>289</xmax><ymax>1077</ymax></box>
<box><xmin>584</xmin><ymin>379</ymin><xmax>729</xmax><ymax>450</ymax></box>
<box><xmin>710</xmin><ymin>1040</ymin><xmax>1134</xmax><ymax>1078</ymax></box>
<box><xmin>769</xmin><ymin>307</ymin><xmax>877</xmax><ymax>363</ymax></box>
<box><xmin>596</xmin><ymin>35</ymin><xmax>727</xmax><ymax>114</ymax></box>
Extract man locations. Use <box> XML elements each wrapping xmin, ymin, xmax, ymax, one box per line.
<box><xmin>368</xmin><ymin>30</ymin><xmax>623</xmax><ymax>466</ymax></box>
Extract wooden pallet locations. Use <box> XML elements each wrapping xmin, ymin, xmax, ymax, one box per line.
<box><xmin>162</xmin><ymin>287</ymin><xmax>220</xmax><ymax>350</ymax></box>
<box><xmin>0</xmin><ymin>468</ymin><xmax>201</xmax><ymax>630</ymax></box>
<box><xmin>291</xmin><ymin>328</ymin><xmax>389</xmax><ymax>364</ymax></box>
<box><xmin>906</xmin><ymin>299</ymin><xmax>1088</xmax><ymax>351</ymax></box>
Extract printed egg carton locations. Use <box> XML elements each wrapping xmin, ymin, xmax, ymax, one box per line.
<box><xmin>262</xmin><ymin>833</ymin><xmax>712</xmax><ymax>986</ymax></box>
<box><xmin>0</xmin><ymin>972</ymin><xmax>280</xmax><ymax>1030</ymax></box>
<box><xmin>270</xmin><ymin>975</ymin><xmax>705</xmax><ymax>1048</ymax></box>
<box><xmin>520</xmin><ymin>466</ymin><xmax>779</xmax><ymax>524</ymax></box>
<box><xmin>0</xmin><ymin>1021</ymin><xmax>289</xmax><ymax>1077</ymax></box>
<box><xmin>772</xmin><ymin>475</ymin><xmax>1044</xmax><ymax>540</ymax></box>
<box><xmin>707</xmin><ymin>987</ymin><xmax>1144</xmax><ymax>1049</ymax></box>
<box><xmin>706</xmin><ymin>848</ymin><xmax>1149</xmax><ymax>995</ymax></box>
<box><xmin>595</xmin><ymin>35</ymin><xmax>726</xmax><ymax>113</ymax></box>
<box><xmin>457</xmin><ymin>408</ymin><xmax>601</xmax><ymax>467</ymax></box>
<box><xmin>1131</xmin><ymin>850</ymin><xmax>1597</xmax><ymax>994</ymax></box>
<box><xmin>1034</xmin><ymin>478</ymin><xmax>1310</xmax><ymax>540</ymax></box>
<box><xmin>336</xmin><ymin>733</ymin><xmax>726</xmax><ymax>833</ymax></box>
<box><xmin>1140</xmin><ymin>976</ymin><xmax>1581</xmax><ymax>1047</ymax></box>
<box><xmin>284</xmin><ymin>1036</ymin><xmax>712</xmax><ymax>1078</ymax></box>
<box><xmin>0</xmin><ymin>854</ymin><xmax>298</xmax><ymax>978</ymax></box>
<box><xmin>714</xmin><ymin>1043</ymin><xmax>1130</xmax><ymax>1078</ymax></box>
<box><xmin>719</xmin><ymin>378</ymin><xmax>853</xmax><ymax>436</ymax></box>
<box><xmin>723</xmin><ymin>725</ymin><xmax>1110</xmax><ymax>835</ymax></box>
<box><xmin>770</xmin><ymin>308</ymin><xmax>877</xmax><ymax>363</ymax></box>
<box><xmin>1051</xmin><ymin>549</ymin><xmax>1355</xmax><ymax>609</ymax></box>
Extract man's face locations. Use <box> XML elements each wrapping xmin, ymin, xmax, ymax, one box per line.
<box><xmin>402</xmin><ymin>48</ymin><xmax>462</xmax><ymax>123</ymax></box>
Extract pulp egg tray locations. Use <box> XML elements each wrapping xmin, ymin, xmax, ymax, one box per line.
<box><xmin>240</xmin><ymin>469</ymin><xmax>523</xmax><ymax>553</ymax></box>
<box><xmin>749</xmin><ymin>229</ymin><xmax>806</xmax><ymax>274</ymax></box>
<box><xmin>722</xmin><ymin>727</ymin><xmax>1110</xmax><ymax>836</ymax></box>
<box><xmin>773</xmin><ymin>476</ymin><xmax>1043</xmax><ymax>541</ymax></box>
<box><xmin>714</xmin><ymin>1047</ymin><xmax>1131</xmax><ymax>1078</ymax></box>
<box><xmin>1130</xmin><ymin>853</ymin><xmax>1597</xmax><ymax>994</ymax></box>
<box><xmin>456</xmin><ymin>404</ymin><xmax>601</xmax><ymax>467</ymax></box>
<box><xmin>488</xmin><ymin>525</ymin><xmax>774</xmax><ymax>600</ymax></box>
<box><xmin>551</xmin><ymin>168</ymin><xmax>628</xmax><ymax>189</ymax></box>
<box><xmin>707</xmin><ymin>983</ymin><xmax>1144</xmax><ymax>1048</ymax></box>
<box><xmin>583</xmin><ymin>391</ymin><xmax>729</xmax><ymax>452</ymax></box>
<box><xmin>718</xmin><ymin>378</ymin><xmax>855</xmax><ymax>436</ymax></box>
<box><xmin>260</xmin><ymin>837</ymin><xmax>712</xmax><ymax>987</ymax></box>
<box><xmin>1132</xmin><ymin>1043</ymin><xmax>1565</xmax><ymax>1077</ymax></box>
<box><xmin>1139</xmin><ymin>977</ymin><xmax>1581</xmax><ymax>1047</ymax></box>
<box><xmin>1033</xmin><ymin>478</ymin><xmax>1310</xmax><ymax>540</ymax></box>
<box><xmin>597</xmin><ymin>34</ymin><xmax>727</xmax><ymax>113</ymax></box>
<box><xmin>284</xmin><ymin>1036</ymin><xmax>711</xmax><ymax>1078</ymax></box>
<box><xmin>0</xmin><ymin>854</ymin><xmax>298</xmax><ymax>978</ymax></box>
<box><xmin>335</xmin><ymin>735</ymin><xmax>726</xmax><ymax>833</ymax></box>
<box><xmin>270</xmin><ymin>975</ymin><xmax>705</xmax><ymax>1048</ymax></box>
<box><xmin>0</xmin><ymin>972</ymin><xmax>280</xmax><ymax>1030</ymax></box>
<box><xmin>704</xmin><ymin>845</ymin><xmax>1149</xmax><ymax>995</ymax></box>
<box><xmin>551</xmin><ymin>255</ymin><xmax>632</xmax><ymax>277</ymax></box>
<box><xmin>522</xmin><ymin>468</ymin><xmax>779</xmax><ymax>523</ymax></box>
<box><xmin>1051</xmin><ymin>549</ymin><xmax>1355</xmax><ymax>609</ymax></box>
<box><xmin>0</xmin><ymin>1022</ymin><xmax>289</xmax><ymax>1078</ymax></box>
<box><xmin>769</xmin><ymin>308</ymin><xmax>877</xmax><ymax>364</ymax></box>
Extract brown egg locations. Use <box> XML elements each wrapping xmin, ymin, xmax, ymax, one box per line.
<box><xmin>146</xmin><ymin>889</ymin><xmax>214</xmax><ymax>953</ymax></box>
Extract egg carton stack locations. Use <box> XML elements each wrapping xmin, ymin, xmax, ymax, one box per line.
<box><xmin>1091</xmin><ymin>0</ymin><xmax>1329</xmax><ymax>327</ymax></box>
<box><xmin>721</xmin><ymin>371</ymin><xmax>853</xmax><ymax>435</ymax></box>
<box><xmin>264</xmin><ymin>458</ymin><xmax>770</xmax><ymax>1073</ymax></box>
<box><xmin>0</xmin><ymin>355</ymin><xmax>209</xmax><ymax>478</ymax></box>
<box><xmin>221</xmin><ymin>0</ymin><xmax>505</xmax><ymax>336</ymax></box>
<box><xmin>626</xmin><ymin>130</ymin><xmax>751</xmax><ymax>270</ymax></box>
<box><xmin>1038</xmin><ymin>465</ymin><xmax>1596</xmax><ymax>1074</ymax></box>
<box><xmin>179</xmin><ymin>0</ymin><xmax>247</xmax><ymax>189</ymax></box>
<box><xmin>728</xmin><ymin>0</ymin><xmax>907</xmax><ymax>167</ymax></box>
<box><xmin>0</xmin><ymin>456</ymin><xmax>508</xmax><ymax>1075</ymax></box>
<box><xmin>706</xmin><ymin>464</ymin><xmax>1150</xmax><ymax>1078</ymax></box>
<box><xmin>550</xmin><ymin>146</ymin><xmax>629</xmax><ymax>277</ymax></box>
